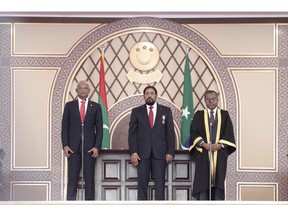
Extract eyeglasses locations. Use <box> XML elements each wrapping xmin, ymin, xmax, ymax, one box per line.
<box><xmin>205</xmin><ymin>97</ymin><xmax>217</xmax><ymax>102</ymax></box>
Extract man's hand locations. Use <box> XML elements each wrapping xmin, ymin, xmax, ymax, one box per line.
<box><xmin>88</xmin><ymin>147</ymin><xmax>99</xmax><ymax>158</ymax></box>
<box><xmin>131</xmin><ymin>153</ymin><xmax>140</xmax><ymax>166</ymax></box>
<box><xmin>64</xmin><ymin>146</ymin><xmax>73</xmax><ymax>157</ymax></box>
<box><xmin>211</xmin><ymin>143</ymin><xmax>222</xmax><ymax>152</ymax></box>
<box><xmin>166</xmin><ymin>154</ymin><xmax>173</xmax><ymax>163</ymax></box>
<box><xmin>202</xmin><ymin>143</ymin><xmax>221</xmax><ymax>152</ymax></box>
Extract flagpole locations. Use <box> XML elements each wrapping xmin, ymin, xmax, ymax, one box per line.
<box><xmin>81</xmin><ymin>122</ymin><xmax>84</xmax><ymax>201</ymax></box>
<box><xmin>209</xmin><ymin>120</ymin><xmax>212</xmax><ymax>201</ymax></box>
<box><xmin>98</xmin><ymin>45</ymin><xmax>110</xmax><ymax>149</ymax></box>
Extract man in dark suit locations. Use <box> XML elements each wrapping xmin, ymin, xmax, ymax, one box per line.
<box><xmin>128</xmin><ymin>85</ymin><xmax>175</xmax><ymax>200</ymax></box>
<box><xmin>61</xmin><ymin>80</ymin><xmax>103</xmax><ymax>200</ymax></box>
<box><xmin>189</xmin><ymin>90</ymin><xmax>236</xmax><ymax>200</ymax></box>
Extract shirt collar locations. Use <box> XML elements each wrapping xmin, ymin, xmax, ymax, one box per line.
<box><xmin>146</xmin><ymin>103</ymin><xmax>157</xmax><ymax>109</ymax></box>
<box><xmin>207</xmin><ymin>107</ymin><xmax>217</xmax><ymax>115</ymax></box>
<box><xmin>77</xmin><ymin>98</ymin><xmax>88</xmax><ymax>104</ymax></box>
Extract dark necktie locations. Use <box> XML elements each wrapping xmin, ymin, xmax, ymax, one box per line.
<box><xmin>210</xmin><ymin>110</ymin><xmax>214</xmax><ymax>125</ymax></box>
<box><xmin>80</xmin><ymin>100</ymin><xmax>85</xmax><ymax>124</ymax></box>
<box><xmin>149</xmin><ymin>106</ymin><xmax>154</xmax><ymax>128</ymax></box>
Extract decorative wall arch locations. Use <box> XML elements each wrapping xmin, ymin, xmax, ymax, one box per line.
<box><xmin>53</xmin><ymin>17</ymin><xmax>237</xmax><ymax>200</ymax></box>
<box><xmin>55</xmin><ymin>17</ymin><xmax>236</xmax><ymax>121</ymax></box>
<box><xmin>1</xmin><ymin>17</ymin><xmax>287</xmax><ymax>202</ymax></box>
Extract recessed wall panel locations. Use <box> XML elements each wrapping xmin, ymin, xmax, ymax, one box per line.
<box><xmin>238</xmin><ymin>183</ymin><xmax>277</xmax><ymax>201</ymax></box>
<box><xmin>14</xmin><ymin>23</ymin><xmax>98</xmax><ymax>55</ymax></box>
<box><xmin>12</xmin><ymin>69</ymin><xmax>57</xmax><ymax>169</ymax></box>
<box><xmin>11</xmin><ymin>182</ymin><xmax>50</xmax><ymax>201</ymax></box>
<box><xmin>125</xmin><ymin>186</ymin><xmax>137</xmax><ymax>201</ymax></box>
<box><xmin>102</xmin><ymin>160</ymin><xmax>121</xmax><ymax>181</ymax></box>
<box><xmin>232</xmin><ymin>69</ymin><xmax>277</xmax><ymax>170</ymax></box>
<box><xmin>102</xmin><ymin>186</ymin><xmax>120</xmax><ymax>201</ymax></box>
<box><xmin>191</xmin><ymin>24</ymin><xmax>275</xmax><ymax>56</ymax></box>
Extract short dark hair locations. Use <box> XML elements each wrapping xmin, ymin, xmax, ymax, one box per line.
<box><xmin>143</xmin><ymin>85</ymin><xmax>157</xmax><ymax>95</ymax></box>
<box><xmin>204</xmin><ymin>90</ymin><xmax>218</xmax><ymax>98</ymax></box>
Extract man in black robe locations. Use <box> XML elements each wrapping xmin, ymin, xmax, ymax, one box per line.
<box><xmin>189</xmin><ymin>90</ymin><xmax>236</xmax><ymax>200</ymax></box>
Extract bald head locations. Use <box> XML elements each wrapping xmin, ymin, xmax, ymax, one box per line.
<box><xmin>76</xmin><ymin>80</ymin><xmax>90</xmax><ymax>100</ymax></box>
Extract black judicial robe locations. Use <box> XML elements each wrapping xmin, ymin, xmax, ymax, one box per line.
<box><xmin>189</xmin><ymin>109</ymin><xmax>236</xmax><ymax>199</ymax></box>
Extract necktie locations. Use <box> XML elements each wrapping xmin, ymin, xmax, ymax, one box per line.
<box><xmin>210</xmin><ymin>110</ymin><xmax>214</xmax><ymax>125</ymax></box>
<box><xmin>80</xmin><ymin>100</ymin><xmax>85</xmax><ymax>124</ymax></box>
<box><xmin>149</xmin><ymin>106</ymin><xmax>154</xmax><ymax>128</ymax></box>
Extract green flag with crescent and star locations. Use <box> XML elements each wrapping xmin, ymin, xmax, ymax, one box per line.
<box><xmin>181</xmin><ymin>53</ymin><xmax>194</xmax><ymax>149</ymax></box>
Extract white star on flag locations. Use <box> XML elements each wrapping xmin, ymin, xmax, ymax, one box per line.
<box><xmin>182</xmin><ymin>106</ymin><xmax>190</xmax><ymax>119</ymax></box>
<box><xmin>181</xmin><ymin>53</ymin><xmax>194</xmax><ymax>150</ymax></box>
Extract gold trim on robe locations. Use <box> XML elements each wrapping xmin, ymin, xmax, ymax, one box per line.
<box><xmin>204</xmin><ymin>109</ymin><xmax>222</xmax><ymax>186</ymax></box>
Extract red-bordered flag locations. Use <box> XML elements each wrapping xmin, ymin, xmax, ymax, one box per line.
<box><xmin>98</xmin><ymin>51</ymin><xmax>110</xmax><ymax>149</ymax></box>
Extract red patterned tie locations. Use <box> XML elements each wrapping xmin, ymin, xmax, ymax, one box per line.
<box><xmin>210</xmin><ymin>110</ymin><xmax>214</xmax><ymax>125</ymax></box>
<box><xmin>149</xmin><ymin>106</ymin><xmax>154</xmax><ymax>128</ymax></box>
<box><xmin>80</xmin><ymin>100</ymin><xmax>85</xmax><ymax>124</ymax></box>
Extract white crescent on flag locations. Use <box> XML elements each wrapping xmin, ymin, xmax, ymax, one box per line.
<box><xmin>103</xmin><ymin>124</ymin><xmax>109</xmax><ymax>130</ymax></box>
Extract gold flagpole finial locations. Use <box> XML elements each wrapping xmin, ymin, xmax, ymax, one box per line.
<box><xmin>101</xmin><ymin>45</ymin><xmax>105</xmax><ymax>54</ymax></box>
<box><xmin>185</xmin><ymin>46</ymin><xmax>189</xmax><ymax>55</ymax></box>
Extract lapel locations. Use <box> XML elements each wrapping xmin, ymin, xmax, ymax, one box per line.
<box><xmin>141</xmin><ymin>105</ymin><xmax>151</xmax><ymax>126</ymax></box>
<box><xmin>204</xmin><ymin>108</ymin><xmax>221</xmax><ymax>143</ymax></box>
<box><xmin>73</xmin><ymin>99</ymin><xmax>82</xmax><ymax>123</ymax></box>
<box><xmin>154</xmin><ymin>103</ymin><xmax>162</xmax><ymax>128</ymax></box>
<box><xmin>213</xmin><ymin>109</ymin><xmax>218</xmax><ymax>126</ymax></box>
<box><xmin>86</xmin><ymin>100</ymin><xmax>93</xmax><ymax>118</ymax></box>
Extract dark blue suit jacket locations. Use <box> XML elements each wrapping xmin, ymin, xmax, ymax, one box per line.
<box><xmin>128</xmin><ymin>103</ymin><xmax>175</xmax><ymax>160</ymax></box>
<box><xmin>61</xmin><ymin>99</ymin><xmax>103</xmax><ymax>152</ymax></box>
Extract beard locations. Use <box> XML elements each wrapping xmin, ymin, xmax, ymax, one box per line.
<box><xmin>145</xmin><ymin>97</ymin><xmax>155</xmax><ymax>106</ymax></box>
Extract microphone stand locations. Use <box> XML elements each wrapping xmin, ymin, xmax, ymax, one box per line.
<box><xmin>209</xmin><ymin>121</ymin><xmax>213</xmax><ymax>201</ymax></box>
<box><xmin>81</xmin><ymin>123</ymin><xmax>84</xmax><ymax>201</ymax></box>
